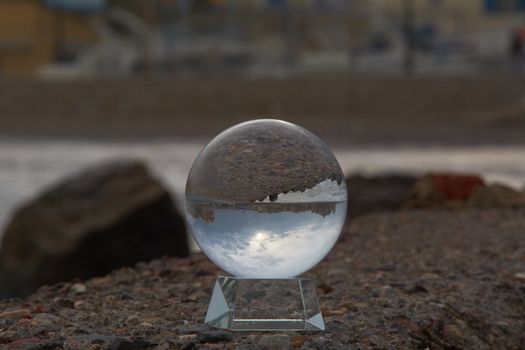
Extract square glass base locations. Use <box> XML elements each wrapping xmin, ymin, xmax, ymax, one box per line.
<box><xmin>204</xmin><ymin>275</ymin><xmax>325</xmax><ymax>331</ymax></box>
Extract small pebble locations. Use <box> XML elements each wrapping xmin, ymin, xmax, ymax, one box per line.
<box><xmin>513</xmin><ymin>272</ymin><xmax>525</xmax><ymax>280</ymax></box>
<box><xmin>125</xmin><ymin>315</ymin><xmax>140</xmax><ymax>325</ymax></box>
<box><xmin>109</xmin><ymin>338</ymin><xmax>150</xmax><ymax>350</ymax></box>
<box><xmin>0</xmin><ymin>309</ymin><xmax>31</xmax><ymax>319</ymax></box>
<box><xmin>197</xmin><ymin>330</ymin><xmax>233</xmax><ymax>343</ymax></box>
<box><xmin>179</xmin><ymin>334</ymin><xmax>197</xmax><ymax>341</ymax></box>
<box><xmin>177</xmin><ymin>325</ymin><xmax>206</xmax><ymax>335</ymax></box>
<box><xmin>120</xmin><ymin>291</ymin><xmax>135</xmax><ymax>300</ymax></box>
<box><xmin>317</xmin><ymin>283</ymin><xmax>334</xmax><ymax>294</ymax></box>
<box><xmin>70</xmin><ymin>283</ymin><xmax>87</xmax><ymax>294</ymax></box>
<box><xmin>405</xmin><ymin>284</ymin><xmax>428</xmax><ymax>294</ymax></box>
<box><xmin>56</xmin><ymin>298</ymin><xmax>75</xmax><ymax>309</ymax></box>
<box><xmin>181</xmin><ymin>342</ymin><xmax>196</xmax><ymax>350</ymax></box>
<box><xmin>378</xmin><ymin>285</ymin><xmax>394</xmax><ymax>298</ymax></box>
<box><xmin>443</xmin><ymin>324</ymin><xmax>463</xmax><ymax>345</ymax></box>
<box><xmin>292</xmin><ymin>335</ymin><xmax>308</xmax><ymax>348</ymax></box>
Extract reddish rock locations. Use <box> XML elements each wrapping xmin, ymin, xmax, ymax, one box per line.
<box><xmin>407</xmin><ymin>173</ymin><xmax>525</xmax><ymax>209</ymax></box>
<box><xmin>426</xmin><ymin>173</ymin><xmax>485</xmax><ymax>201</ymax></box>
<box><xmin>407</xmin><ymin>173</ymin><xmax>486</xmax><ymax>208</ymax></box>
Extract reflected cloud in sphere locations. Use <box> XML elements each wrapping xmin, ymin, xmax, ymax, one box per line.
<box><xmin>187</xmin><ymin>200</ymin><xmax>347</xmax><ymax>278</ymax></box>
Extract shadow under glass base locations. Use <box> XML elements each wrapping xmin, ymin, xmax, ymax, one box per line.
<box><xmin>204</xmin><ymin>275</ymin><xmax>325</xmax><ymax>331</ymax></box>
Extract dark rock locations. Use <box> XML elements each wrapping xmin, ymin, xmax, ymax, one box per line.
<box><xmin>405</xmin><ymin>284</ymin><xmax>428</xmax><ymax>294</ymax></box>
<box><xmin>0</xmin><ymin>160</ymin><xmax>188</xmax><ymax>298</ymax></box>
<box><xmin>317</xmin><ymin>282</ymin><xmax>334</xmax><ymax>294</ymax></box>
<box><xmin>6</xmin><ymin>337</ymin><xmax>62</xmax><ymax>350</ymax></box>
<box><xmin>120</xmin><ymin>291</ymin><xmax>135</xmax><ymax>300</ymax></box>
<box><xmin>345</xmin><ymin>174</ymin><xmax>418</xmax><ymax>220</ymax></box>
<box><xmin>196</xmin><ymin>330</ymin><xmax>234</xmax><ymax>343</ymax></box>
<box><xmin>109</xmin><ymin>338</ymin><xmax>150</xmax><ymax>350</ymax></box>
<box><xmin>181</xmin><ymin>342</ymin><xmax>196</xmax><ymax>350</ymax></box>
<box><xmin>54</xmin><ymin>298</ymin><xmax>74</xmax><ymax>309</ymax></box>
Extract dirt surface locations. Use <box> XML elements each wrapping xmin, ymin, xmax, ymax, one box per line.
<box><xmin>1</xmin><ymin>75</ymin><xmax>525</xmax><ymax>146</ymax></box>
<box><xmin>1</xmin><ymin>209</ymin><xmax>524</xmax><ymax>349</ymax></box>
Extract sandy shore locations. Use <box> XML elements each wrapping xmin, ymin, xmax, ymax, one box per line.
<box><xmin>0</xmin><ymin>140</ymin><xmax>524</xmax><ymax>242</ymax></box>
<box><xmin>0</xmin><ymin>75</ymin><xmax>524</xmax><ymax>146</ymax></box>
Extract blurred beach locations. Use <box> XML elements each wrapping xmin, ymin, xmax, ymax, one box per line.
<box><xmin>1</xmin><ymin>3</ymin><xmax>525</xmax><ymax>345</ymax></box>
<box><xmin>1</xmin><ymin>140</ymin><xmax>524</xmax><ymax>242</ymax></box>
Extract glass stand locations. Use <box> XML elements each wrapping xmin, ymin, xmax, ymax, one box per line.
<box><xmin>204</xmin><ymin>275</ymin><xmax>325</xmax><ymax>331</ymax></box>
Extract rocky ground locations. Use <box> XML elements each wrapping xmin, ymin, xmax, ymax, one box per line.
<box><xmin>1</xmin><ymin>209</ymin><xmax>524</xmax><ymax>349</ymax></box>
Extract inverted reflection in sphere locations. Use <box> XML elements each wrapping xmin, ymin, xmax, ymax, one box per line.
<box><xmin>185</xmin><ymin>119</ymin><xmax>347</xmax><ymax>278</ymax></box>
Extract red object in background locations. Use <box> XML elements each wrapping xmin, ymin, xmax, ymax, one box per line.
<box><xmin>517</xmin><ymin>26</ymin><xmax>525</xmax><ymax>41</ymax></box>
<box><xmin>427</xmin><ymin>173</ymin><xmax>486</xmax><ymax>201</ymax></box>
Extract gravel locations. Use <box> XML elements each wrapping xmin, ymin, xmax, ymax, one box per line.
<box><xmin>0</xmin><ymin>209</ymin><xmax>524</xmax><ymax>349</ymax></box>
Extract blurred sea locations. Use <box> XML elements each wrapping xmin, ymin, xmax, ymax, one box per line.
<box><xmin>0</xmin><ymin>140</ymin><xmax>524</xmax><ymax>243</ymax></box>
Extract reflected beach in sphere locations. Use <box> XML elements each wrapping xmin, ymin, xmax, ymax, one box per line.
<box><xmin>185</xmin><ymin>119</ymin><xmax>347</xmax><ymax>278</ymax></box>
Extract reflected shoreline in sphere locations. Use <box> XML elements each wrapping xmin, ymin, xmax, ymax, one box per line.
<box><xmin>186</xmin><ymin>119</ymin><xmax>345</xmax><ymax>203</ymax></box>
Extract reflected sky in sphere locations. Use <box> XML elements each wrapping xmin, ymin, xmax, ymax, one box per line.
<box><xmin>186</xmin><ymin>201</ymin><xmax>347</xmax><ymax>278</ymax></box>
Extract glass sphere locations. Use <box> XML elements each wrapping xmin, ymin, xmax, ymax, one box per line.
<box><xmin>185</xmin><ymin>119</ymin><xmax>347</xmax><ymax>278</ymax></box>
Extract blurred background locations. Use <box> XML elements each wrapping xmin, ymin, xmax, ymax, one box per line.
<box><xmin>3</xmin><ymin>0</ymin><xmax>525</xmax><ymax>77</ymax></box>
<box><xmin>1</xmin><ymin>0</ymin><xmax>525</xmax><ymax>296</ymax></box>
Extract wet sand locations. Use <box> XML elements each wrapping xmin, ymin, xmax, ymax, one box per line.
<box><xmin>0</xmin><ymin>75</ymin><xmax>524</xmax><ymax>146</ymax></box>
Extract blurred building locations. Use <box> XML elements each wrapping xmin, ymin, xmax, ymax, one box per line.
<box><xmin>0</xmin><ymin>0</ymin><xmax>100</xmax><ymax>77</ymax></box>
<box><xmin>1</xmin><ymin>0</ymin><xmax>525</xmax><ymax>78</ymax></box>
<box><xmin>379</xmin><ymin>0</ymin><xmax>525</xmax><ymax>29</ymax></box>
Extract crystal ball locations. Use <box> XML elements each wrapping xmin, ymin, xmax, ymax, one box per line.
<box><xmin>185</xmin><ymin>119</ymin><xmax>347</xmax><ymax>278</ymax></box>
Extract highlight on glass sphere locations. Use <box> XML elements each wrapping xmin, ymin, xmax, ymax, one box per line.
<box><xmin>185</xmin><ymin>119</ymin><xmax>347</xmax><ymax>278</ymax></box>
